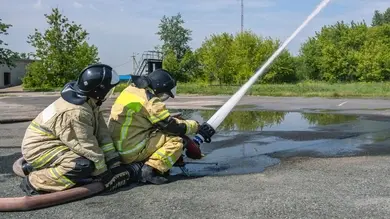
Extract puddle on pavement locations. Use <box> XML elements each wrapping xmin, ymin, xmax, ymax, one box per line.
<box><xmin>169</xmin><ymin>109</ymin><xmax>390</xmax><ymax>177</ymax></box>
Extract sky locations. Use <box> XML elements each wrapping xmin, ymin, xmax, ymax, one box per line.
<box><xmin>1</xmin><ymin>0</ymin><xmax>390</xmax><ymax>75</ymax></box>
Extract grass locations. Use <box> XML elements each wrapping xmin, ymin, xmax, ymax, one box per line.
<box><xmin>20</xmin><ymin>81</ymin><xmax>390</xmax><ymax>98</ymax></box>
<box><xmin>113</xmin><ymin>81</ymin><xmax>390</xmax><ymax>98</ymax></box>
<box><xmin>23</xmin><ymin>87</ymin><xmax>62</xmax><ymax>92</ymax></box>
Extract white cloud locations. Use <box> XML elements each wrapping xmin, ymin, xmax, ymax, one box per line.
<box><xmin>33</xmin><ymin>0</ymin><xmax>42</xmax><ymax>9</ymax></box>
<box><xmin>73</xmin><ymin>1</ymin><xmax>83</xmax><ymax>9</ymax></box>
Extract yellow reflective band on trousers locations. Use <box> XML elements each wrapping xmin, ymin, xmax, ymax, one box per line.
<box><xmin>31</xmin><ymin>145</ymin><xmax>69</xmax><ymax>169</ymax></box>
<box><xmin>94</xmin><ymin>159</ymin><xmax>106</xmax><ymax>170</ymax></box>
<box><xmin>118</xmin><ymin>139</ymin><xmax>147</xmax><ymax>156</ymax></box>
<box><xmin>148</xmin><ymin>110</ymin><xmax>170</xmax><ymax>124</ymax></box>
<box><xmin>114</xmin><ymin>91</ymin><xmax>144</xmax><ymax>152</ymax></box>
<box><xmin>101</xmin><ymin>143</ymin><xmax>115</xmax><ymax>153</ymax></box>
<box><xmin>150</xmin><ymin>148</ymin><xmax>176</xmax><ymax>169</ymax></box>
<box><xmin>28</xmin><ymin>121</ymin><xmax>56</xmax><ymax>138</ymax></box>
<box><xmin>48</xmin><ymin>166</ymin><xmax>75</xmax><ymax>188</ymax></box>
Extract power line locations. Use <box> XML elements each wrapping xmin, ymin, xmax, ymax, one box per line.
<box><xmin>113</xmin><ymin>59</ymin><xmax>132</xmax><ymax>68</ymax></box>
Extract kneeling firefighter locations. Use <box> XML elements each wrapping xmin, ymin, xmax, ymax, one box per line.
<box><xmin>20</xmin><ymin>64</ymin><xmax>139</xmax><ymax>195</ymax></box>
<box><xmin>108</xmin><ymin>69</ymin><xmax>203</xmax><ymax>184</ymax></box>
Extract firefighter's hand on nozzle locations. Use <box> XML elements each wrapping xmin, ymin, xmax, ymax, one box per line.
<box><xmin>197</xmin><ymin>122</ymin><xmax>216</xmax><ymax>143</ymax></box>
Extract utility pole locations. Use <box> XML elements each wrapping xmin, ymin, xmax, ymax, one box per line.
<box><xmin>131</xmin><ymin>53</ymin><xmax>139</xmax><ymax>75</ymax></box>
<box><xmin>241</xmin><ymin>0</ymin><xmax>244</xmax><ymax>33</ymax></box>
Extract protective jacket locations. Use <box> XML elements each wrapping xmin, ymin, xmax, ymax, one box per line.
<box><xmin>108</xmin><ymin>85</ymin><xmax>199</xmax><ymax>168</ymax></box>
<box><xmin>22</xmin><ymin>97</ymin><xmax>119</xmax><ymax>176</ymax></box>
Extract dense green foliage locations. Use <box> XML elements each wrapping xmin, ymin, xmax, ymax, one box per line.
<box><xmin>22</xmin><ymin>8</ymin><xmax>99</xmax><ymax>88</ymax></box>
<box><xmin>158</xmin><ymin>8</ymin><xmax>390</xmax><ymax>85</ymax></box>
<box><xmin>0</xmin><ymin>19</ymin><xmax>18</xmax><ymax>68</ymax></box>
<box><xmin>196</xmin><ymin>31</ymin><xmax>297</xmax><ymax>84</ymax></box>
<box><xmin>372</xmin><ymin>8</ymin><xmax>390</xmax><ymax>26</ymax></box>
<box><xmin>299</xmin><ymin>21</ymin><xmax>390</xmax><ymax>82</ymax></box>
<box><xmin>156</xmin><ymin>13</ymin><xmax>192</xmax><ymax>61</ymax></box>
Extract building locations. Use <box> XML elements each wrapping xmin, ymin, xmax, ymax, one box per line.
<box><xmin>119</xmin><ymin>74</ymin><xmax>132</xmax><ymax>82</ymax></box>
<box><xmin>133</xmin><ymin>51</ymin><xmax>163</xmax><ymax>76</ymax></box>
<box><xmin>0</xmin><ymin>59</ymin><xmax>35</xmax><ymax>89</ymax></box>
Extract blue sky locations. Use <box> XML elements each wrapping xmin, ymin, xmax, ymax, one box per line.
<box><xmin>1</xmin><ymin>0</ymin><xmax>390</xmax><ymax>75</ymax></box>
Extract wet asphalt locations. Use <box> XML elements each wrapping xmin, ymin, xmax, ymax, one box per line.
<box><xmin>2</xmin><ymin>94</ymin><xmax>390</xmax><ymax>218</ymax></box>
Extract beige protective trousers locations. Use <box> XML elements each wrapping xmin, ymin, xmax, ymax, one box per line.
<box><xmin>27</xmin><ymin>148</ymin><xmax>92</xmax><ymax>192</ymax></box>
<box><xmin>124</xmin><ymin>131</ymin><xmax>184</xmax><ymax>173</ymax></box>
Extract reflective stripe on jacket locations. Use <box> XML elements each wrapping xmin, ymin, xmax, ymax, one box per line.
<box><xmin>22</xmin><ymin>97</ymin><xmax>119</xmax><ymax>176</ymax></box>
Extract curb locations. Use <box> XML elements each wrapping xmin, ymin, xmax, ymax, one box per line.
<box><xmin>0</xmin><ymin>112</ymin><xmax>184</xmax><ymax>124</ymax></box>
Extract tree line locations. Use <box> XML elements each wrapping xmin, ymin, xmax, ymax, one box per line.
<box><xmin>0</xmin><ymin>7</ymin><xmax>389</xmax><ymax>89</ymax></box>
<box><xmin>160</xmin><ymin>8</ymin><xmax>390</xmax><ymax>84</ymax></box>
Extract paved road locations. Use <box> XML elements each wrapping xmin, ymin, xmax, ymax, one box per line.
<box><xmin>2</xmin><ymin>94</ymin><xmax>390</xmax><ymax>218</ymax></box>
<box><xmin>2</xmin><ymin>94</ymin><xmax>390</xmax><ymax>121</ymax></box>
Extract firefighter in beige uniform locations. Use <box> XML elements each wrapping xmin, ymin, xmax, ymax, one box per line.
<box><xmin>108</xmin><ymin>69</ymin><xmax>200</xmax><ymax>184</ymax></box>
<box><xmin>20</xmin><ymin>64</ymin><xmax>134</xmax><ymax>195</ymax></box>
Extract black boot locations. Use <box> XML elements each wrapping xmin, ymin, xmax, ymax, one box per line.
<box><xmin>123</xmin><ymin>162</ymin><xmax>143</xmax><ymax>183</ymax></box>
<box><xmin>21</xmin><ymin>159</ymin><xmax>34</xmax><ymax>176</ymax></box>
<box><xmin>19</xmin><ymin>177</ymin><xmax>48</xmax><ymax>196</ymax></box>
<box><xmin>139</xmin><ymin>164</ymin><xmax>169</xmax><ymax>185</ymax></box>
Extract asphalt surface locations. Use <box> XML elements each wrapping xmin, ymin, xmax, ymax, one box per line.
<box><xmin>2</xmin><ymin>93</ymin><xmax>390</xmax><ymax>120</ymax></box>
<box><xmin>2</xmin><ymin>94</ymin><xmax>390</xmax><ymax>218</ymax></box>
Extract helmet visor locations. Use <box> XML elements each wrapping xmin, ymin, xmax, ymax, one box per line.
<box><xmin>110</xmin><ymin>69</ymin><xmax>120</xmax><ymax>85</ymax></box>
<box><xmin>157</xmin><ymin>85</ymin><xmax>177</xmax><ymax>102</ymax></box>
<box><xmin>170</xmin><ymin>86</ymin><xmax>177</xmax><ymax>97</ymax></box>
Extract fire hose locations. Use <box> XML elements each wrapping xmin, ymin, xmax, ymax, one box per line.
<box><xmin>0</xmin><ymin>113</ymin><xmax>186</xmax><ymax>212</ymax></box>
<box><xmin>0</xmin><ymin>157</ymin><xmax>105</xmax><ymax>212</ymax></box>
<box><xmin>0</xmin><ymin>0</ymin><xmax>331</xmax><ymax>212</ymax></box>
<box><xmin>193</xmin><ymin>0</ymin><xmax>331</xmax><ymax>146</ymax></box>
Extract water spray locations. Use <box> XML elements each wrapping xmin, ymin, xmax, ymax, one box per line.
<box><xmin>193</xmin><ymin>0</ymin><xmax>332</xmax><ymax>145</ymax></box>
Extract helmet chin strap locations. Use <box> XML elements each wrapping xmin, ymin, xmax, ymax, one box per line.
<box><xmin>158</xmin><ymin>94</ymin><xmax>170</xmax><ymax>102</ymax></box>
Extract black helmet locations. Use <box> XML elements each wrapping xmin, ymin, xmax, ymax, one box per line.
<box><xmin>132</xmin><ymin>69</ymin><xmax>177</xmax><ymax>99</ymax></box>
<box><xmin>61</xmin><ymin>63</ymin><xmax>120</xmax><ymax>105</ymax></box>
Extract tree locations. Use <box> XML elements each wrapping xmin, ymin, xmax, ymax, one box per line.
<box><xmin>22</xmin><ymin>7</ymin><xmax>99</xmax><ymax>88</ymax></box>
<box><xmin>197</xmin><ymin>33</ymin><xmax>234</xmax><ymax>84</ymax></box>
<box><xmin>0</xmin><ymin>19</ymin><xmax>18</xmax><ymax>68</ymax></box>
<box><xmin>156</xmin><ymin>13</ymin><xmax>192</xmax><ymax>60</ymax></box>
<box><xmin>372</xmin><ymin>10</ymin><xmax>384</xmax><ymax>26</ymax></box>
<box><xmin>372</xmin><ymin>8</ymin><xmax>390</xmax><ymax>26</ymax></box>
<box><xmin>299</xmin><ymin>21</ymin><xmax>369</xmax><ymax>82</ymax></box>
<box><xmin>197</xmin><ymin>30</ymin><xmax>297</xmax><ymax>85</ymax></box>
<box><xmin>162</xmin><ymin>48</ymin><xmax>201</xmax><ymax>82</ymax></box>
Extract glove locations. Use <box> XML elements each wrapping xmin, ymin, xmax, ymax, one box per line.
<box><xmin>93</xmin><ymin>166</ymin><xmax>130</xmax><ymax>192</ymax></box>
<box><xmin>185</xmin><ymin>120</ymin><xmax>200</xmax><ymax>134</ymax></box>
<box><xmin>197</xmin><ymin>122</ymin><xmax>216</xmax><ymax>143</ymax></box>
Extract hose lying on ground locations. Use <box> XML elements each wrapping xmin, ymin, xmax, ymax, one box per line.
<box><xmin>1</xmin><ymin>112</ymin><xmax>183</xmax><ymax>211</ymax></box>
<box><xmin>0</xmin><ymin>157</ymin><xmax>105</xmax><ymax>212</ymax></box>
<box><xmin>12</xmin><ymin>157</ymin><xmax>26</xmax><ymax>177</ymax></box>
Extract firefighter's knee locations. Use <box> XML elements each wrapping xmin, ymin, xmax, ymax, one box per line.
<box><xmin>64</xmin><ymin>157</ymin><xmax>95</xmax><ymax>180</ymax></box>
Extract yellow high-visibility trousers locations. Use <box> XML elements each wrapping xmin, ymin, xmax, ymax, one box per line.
<box><xmin>120</xmin><ymin>132</ymin><xmax>184</xmax><ymax>173</ymax></box>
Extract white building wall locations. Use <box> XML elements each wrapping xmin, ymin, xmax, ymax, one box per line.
<box><xmin>0</xmin><ymin>59</ymin><xmax>34</xmax><ymax>88</ymax></box>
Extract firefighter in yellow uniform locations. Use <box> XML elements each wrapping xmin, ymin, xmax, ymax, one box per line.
<box><xmin>108</xmin><ymin>69</ymin><xmax>200</xmax><ymax>184</ymax></box>
<box><xmin>19</xmin><ymin>64</ymin><xmax>135</xmax><ymax>195</ymax></box>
